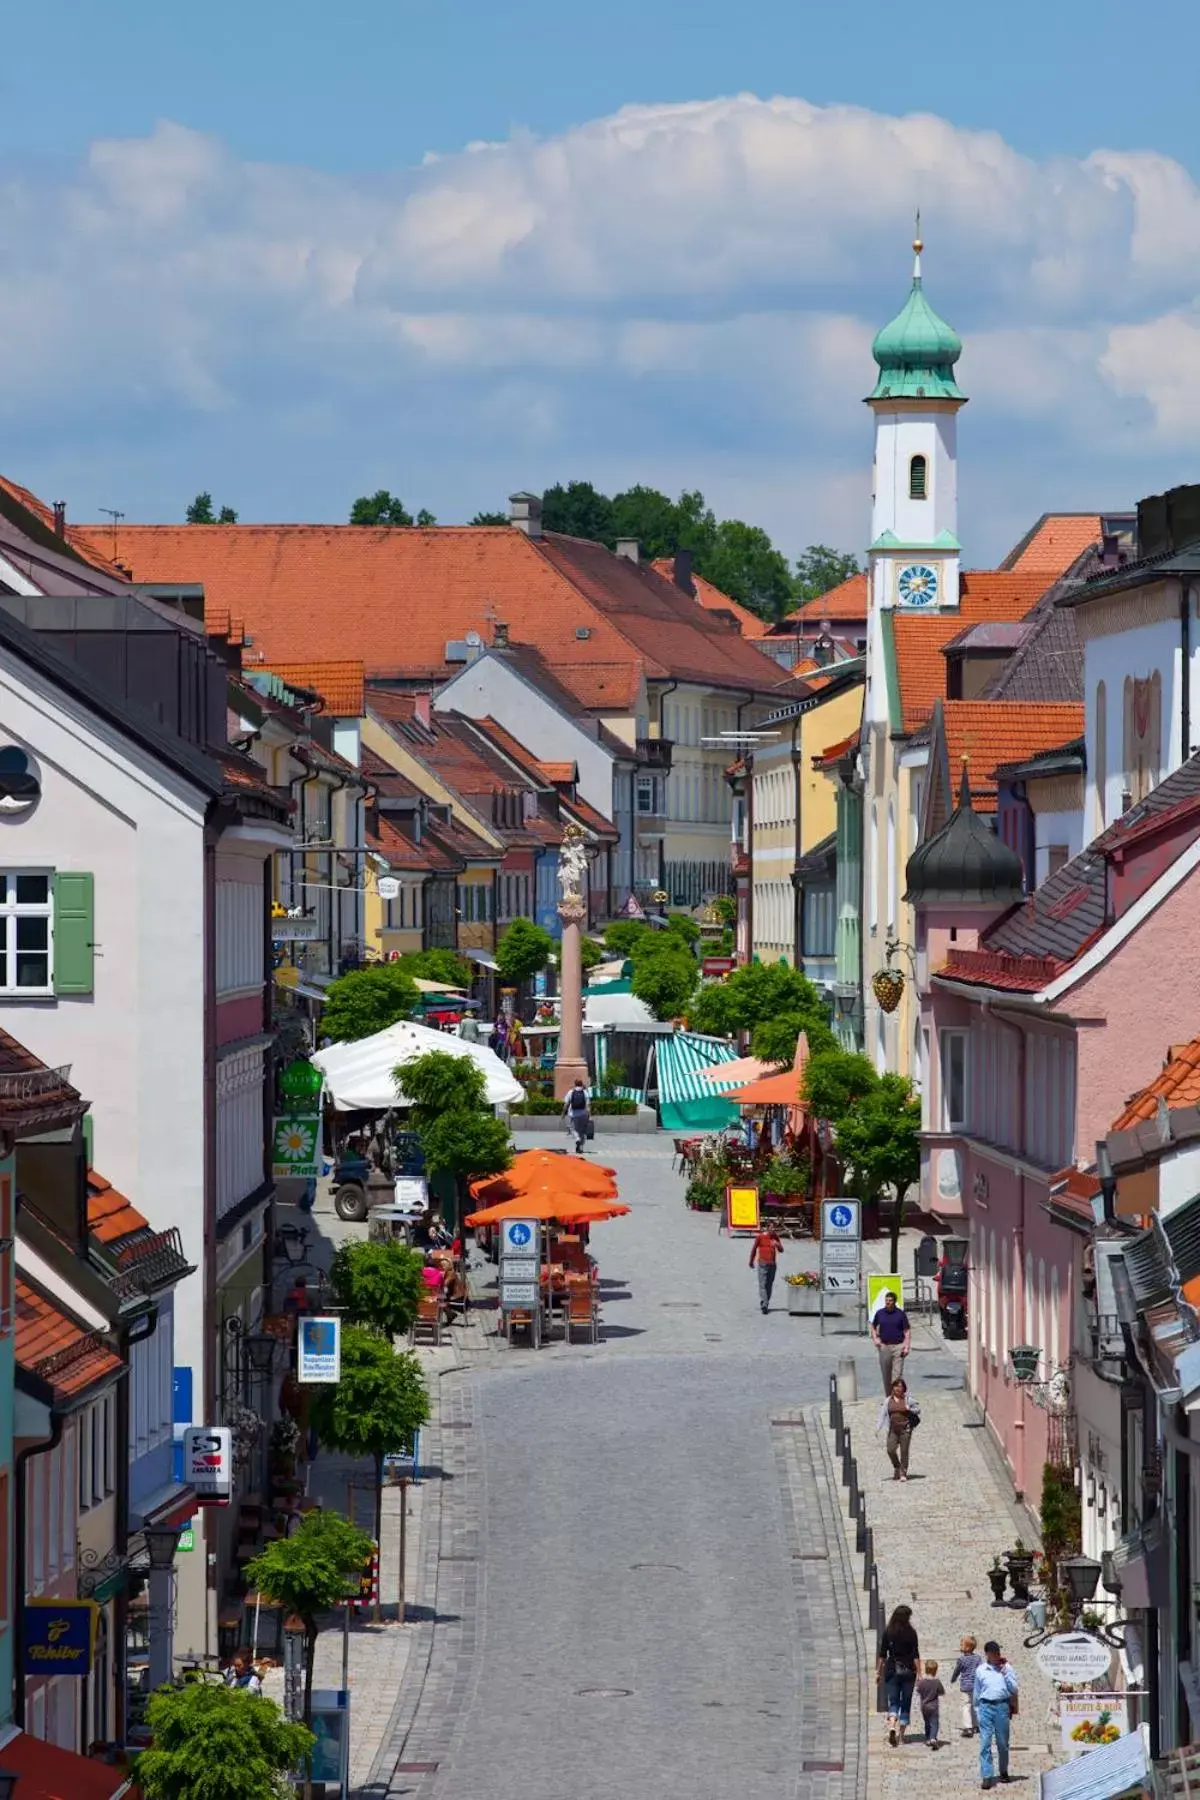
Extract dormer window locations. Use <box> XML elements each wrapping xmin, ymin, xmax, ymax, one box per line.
<box><xmin>909</xmin><ymin>454</ymin><xmax>927</xmax><ymax>500</ymax></box>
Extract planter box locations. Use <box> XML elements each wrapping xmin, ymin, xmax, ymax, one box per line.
<box><xmin>786</xmin><ymin>1288</ymin><xmax>825</xmax><ymax>1315</ymax></box>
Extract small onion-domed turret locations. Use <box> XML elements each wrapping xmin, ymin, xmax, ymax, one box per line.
<box><xmin>905</xmin><ymin>765</ymin><xmax>1024</xmax><ymax>908</ymax></box>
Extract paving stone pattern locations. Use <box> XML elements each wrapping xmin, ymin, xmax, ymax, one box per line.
<box><xmin>824</xmin><ymin>1390</ymin><xmax>1059</xmax><ymax>1800</ymax></box>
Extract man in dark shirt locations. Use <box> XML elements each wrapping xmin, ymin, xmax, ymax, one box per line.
<box><xmin>871</xmin><ymin>1289</ymin><xmax>911</xmax><ymax>1393</ymax></box>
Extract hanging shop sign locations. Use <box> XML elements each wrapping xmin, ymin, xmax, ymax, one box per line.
<box><xmin>183</xmin><ymin>1426</ymin><xmax>233</xmax><ymax>1502</ymax></box>
<box><xmin>272</xmin><ymin>1114</ymin><xmax>322</xmax><ymax>1180</ymax></box>
<box><xmin>1059</xmin><ymin>1694</ymin><xmax>1128</xmax><ymax>1757</ymax></box>
<box><xmin>1035</xmin><ymin>1633</ymin><xmax>1115</xmax><ymax>1685</ymax></box>
<box><xmin>298</xmin><ymin>1315</ymin><xmax>342</xmax><ymax>1384</ymax></box>
<box><xmin>23</xmin><ymin>1600</ymin><xmax>97</xmax><ymax>1677</ymax></box>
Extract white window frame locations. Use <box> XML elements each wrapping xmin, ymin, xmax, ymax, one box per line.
<box><xmin>940</xmin><ymin>1029</ymin><xmax>968</xmax><ymax>1132</ymax></box>
<box><xmin>0</xmin><ymin>869</ymin><xmax>54</xmax><ymax>996</ymax></box>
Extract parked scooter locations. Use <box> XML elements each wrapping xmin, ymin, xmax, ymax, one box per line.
<box><xmin>936</xmin><ymin>1236</ymin><xmax>969</xmax><ymax>1338</ymax></box>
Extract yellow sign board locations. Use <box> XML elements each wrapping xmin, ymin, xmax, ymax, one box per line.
<box><xmin>726</xmin><ymin>1185</ymin><xmax>760</xmax><ymax>1233</ymax></box>
<box><xmin>867</xmin><ymin>1273</ymin><xmax>905</xmax><ymax>1324</ymax></box>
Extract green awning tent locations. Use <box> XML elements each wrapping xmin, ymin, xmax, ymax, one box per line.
<box><xmin>655</xmin><ymin>1031</ymin><xmax>742</xmax><ymax>1133</ymax></box>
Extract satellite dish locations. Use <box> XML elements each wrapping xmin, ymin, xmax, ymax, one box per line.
<box><xmin>464</xmin><ymin>630</ymin><xmax>482</xmax><ymax>647</ymax></box>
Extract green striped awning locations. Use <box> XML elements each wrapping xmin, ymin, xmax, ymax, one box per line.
<box><xmin>656</xmin><ymin>1032</ymin><xmax>740</xmax><ymax>1133</ymax></box>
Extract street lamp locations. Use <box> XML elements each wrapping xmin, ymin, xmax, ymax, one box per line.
<box><xmin>245</xmin><ymin>1334</ymin><xmax>278</xmax><ymax>1379</ymax></box>
<box><xmin>143</xmin><ymin>1523</ymin><xmax>184</xmax><ymax>1573</ymax></box>
<box><xmin>1061</xmin><ymin>1555</ymin><xmax>1103</xmax><ymax>1613</ymax></box>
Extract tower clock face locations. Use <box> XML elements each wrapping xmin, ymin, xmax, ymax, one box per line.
<box><xmin>897</xmin><ymin>563</ymin><xmax>939</xmax><ymax>608</ymax></box>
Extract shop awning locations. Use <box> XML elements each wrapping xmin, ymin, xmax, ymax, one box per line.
<box><xmin>656</xmin><ymin>1032</ymin><xmax>741</xmax><ymax>1133</ymax></box>
<box><xmin>0</xmin><ymin>1730</ymin><xmax>131</xmax><ymax>1800</ymax></box>
<box><xmin>466</xmin><ymin>950</ymin><xmax>498</xmax><ymax>970</ymax></box>
<box><xmin>1036</xmin><ymin>1727</ymin><xmax>1148</xmax><ymax>1798</ymax></box>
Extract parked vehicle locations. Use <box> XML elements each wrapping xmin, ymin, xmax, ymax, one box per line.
<box><xmin>937</xmin><ymin>1236</ymin><xmax>969</xmax><ymax>1338</ymax></box>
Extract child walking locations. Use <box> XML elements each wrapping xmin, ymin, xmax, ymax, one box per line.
<box><xmin>950</xmin><ymin>1636</ymin><xmax>982</xmax><ymax>1736</ymax></box>
<box><xmin>916</xmin><ymin>1660</ymin><xmax>945</xmax><ymax>1749</ymax></box>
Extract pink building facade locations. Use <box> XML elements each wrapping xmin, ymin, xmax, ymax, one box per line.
<box><xmin>912</xmin><ymin>757</ymin><xmax>1200</xmax><ymax>1496</ymax></box>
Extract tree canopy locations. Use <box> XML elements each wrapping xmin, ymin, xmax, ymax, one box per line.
<box><xmin>801</xmin><ymin>1049</ymin><xmax>879</xmax><ymax>1121</ymax></box>
<box><xmin>329</xmin><ymin>1237</ymin><xmax>425</xmax><ymax>1340</ymax></box>
<box><xmin>686</xmin><ymin>961</ymin><xmax>832</xmax><ymax>1044</ymax></box>
<box><xmin>470</xmin><ymin>510</ymin><xmax>509</xmax><ymax>526</ymax></box>
<box><xmin>533</xmin><ymin>481</ymin><xmax>859</xmax><ymax>625</ymax></box>
<box><xmin>630</xmin><ymin>946</ymin><xmax>699</xmax><ymax>1022</ymax></box>
<box><xmin>186</xmin><ymin>491</ymin><xmax>237</xmax><ymax>524</ymax></box>
<box><xmin>399</xmin><ymin>1049</ymin><xmax>488</xmax><ymax>1117</ymax></box>
<box><xmin>750</xmin><ymin>1009</ymin><xmax>835</xmax><ymax>1066</ymax></box>
<box><xmin>495</xmin><ymin>918</ymin><xmax>554</xmax><ymax>986</ymax></box>
<box><xmin>307</xmin><ymin>1330</ymin><xmax>431</xmax><ymax>1546</ymax></box>
<box><xmin>320</xmin><ymin>964</ymin><xmax>418</xmax><ymax>1042</ymax></box>
<box><xmin>349</xmin><ymin>491</ymin><xmax>436</xmax><ymax>526</ymax></box>
<box><xmin>399</xmin><ymin>1049</ymin><xmax>512</xmax><ymax>1196</ymax></box>
<box><xmin>136</xmin><ymin>1680</ymin><xmax>313</xmax><ymax>1800</ymax></box>
<box><xmin>393</xmin><ymin>948</ymin><xmax>472</xmax><ymax>989</ymax></box>
<box><xmin>801</xmin><ymin>1050</ymin><xmax>920</xmax><ymax>1272</ymax></box>
<box><xmin>245</xmin><ymin>1509</ymin><xmax>374</xmax><ymax>1722</ymax></box>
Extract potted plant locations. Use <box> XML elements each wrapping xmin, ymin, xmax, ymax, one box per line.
<box><xmin>1006</xmin><ymin>1538</ymin><xmax>1036</xmax><ymax>1604</ymax></box>
<box><xmin>785</xmin><ymin>1271</ymin><xmax>824</xmax><ymax>1316</ymax></box>
<box><xmin>987</xmin><ymin>1556</ymin><xmax>1009</xmax><ymax>1605</ymax></box>
<box><xmin>761</xmin><ymin>1157</ymin><xmax>810</xmax><ymax>1204</ymax></box>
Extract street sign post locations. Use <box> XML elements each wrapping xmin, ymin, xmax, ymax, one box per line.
<box><xmin>499</xmin><ymin>1218</ymin><xmax>542</xmax><ymax>1346</ymax></box>
<box><xmin>819</xmin><ymin>1200</ymin><xmax>863</xmax><ymax>1336</ymax></box>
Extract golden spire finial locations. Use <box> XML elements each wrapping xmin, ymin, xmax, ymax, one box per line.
<box><xmin>913</xmin><ymin>208</ymin><xmax>923</xmax><ymax>255</ymax></box>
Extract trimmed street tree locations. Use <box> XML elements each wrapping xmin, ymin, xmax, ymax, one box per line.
<box><xmin>400</xmin><ymin>1048</ymin><xmax>512</xmax><ymax>1218</ymax></box>
<box><xmin>495</xmin><ymin>917</ymin><xmax>554</xmax><ymax>987</ymax></box>
<box><xmin>801</xmin><ymin>1049</ymin><xmax>879</xmax><ymax>1121</ymax></box>
<box><xmin>321</xmin><ymin>964</ymin><xmax>419</xmax><ymax>1042</ymax></box>
<box><xmin>750</xmin><ymin>1009</ymin><xmax>836</xmax><ymax>1064</ymax></box>
<box><xmin>399</xmin><ymin>1048</ymin><xmax>489</xmax><ymax>1115</ymax></box>
<box><xmin>306</xmin><ymin>1328</ymin><xmax>430</xmax><ymax>1548</ymax></box>
<box><xmin>688</xmin><ymin>961</ymin><xmax>832</xmax><ymax>1048</ymax></box>
<box><xmin>833</xmin><ymin>1074</ymin><xmax>921</xmax><ymax>1273</ymax></box>
<box><xmin>329</xmin><ymin>1237</ymin><xmax>425</xmax><ymax>1340</ymax></box>
<box><xmin>136</xmin><ymin>1681</ymin><xmax>313</xmax><ymax>1800</ymax></box>
<box><xmin>394</xmin><ymin>947</ymin><xmax>472</xmax><ymax>988</ymax></box>
<box><xmin>631</xmin><ymin>945</ymin><xmax>698</xmax><ymax>1021</ymax></box>
<box><xmin>244</xmin><ymin>1509</ymin><xmax>373</xmax><ymax>1725</ymax></box>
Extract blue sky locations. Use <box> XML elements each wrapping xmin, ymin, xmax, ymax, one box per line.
<box><xmin>2</xmin><ymin>0</ymin><xmax>1200</xmax><ymax>562</ymax></box>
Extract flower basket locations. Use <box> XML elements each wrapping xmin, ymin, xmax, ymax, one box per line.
<box><xmin>871</xmin><ymin>968</ymin><xmax>904</xmax><ymax>1014</ymax></box>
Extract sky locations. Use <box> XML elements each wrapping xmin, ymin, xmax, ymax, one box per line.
<box><xmin>3</xmin><ymin>0</ymin><xmax>1200</xmax><ymax>564</ymax></box>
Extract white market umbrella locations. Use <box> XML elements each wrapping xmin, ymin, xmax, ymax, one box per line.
<box><xmin>312</xmin><ymin>1020</ymin><xmax>524</xmax><ymax>1111</ymax></box>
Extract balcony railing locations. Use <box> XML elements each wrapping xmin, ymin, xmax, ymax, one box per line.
<box><xmin>636</xmin><ymin>737</ymin><xmax>673</xmax><ymax>772</ymax></box>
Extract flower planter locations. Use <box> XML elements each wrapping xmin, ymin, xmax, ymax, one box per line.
<box><xmin>787</xmin><ymin>1287</ymin><xmax>829</xmax><ymax>1315</ymax></box>
<box><xmin>987</xmin><ymin>1568</ymin><xmax>1010</xmax><ymax>1606</ymax></box>
<box><xmin>1006</xmin><ymin>1557</ymin><xmax>1034</xmax><ymax>1604</ymax></box>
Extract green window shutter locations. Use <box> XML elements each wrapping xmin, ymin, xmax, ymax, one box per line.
<box><xmin>53</xmin><ymin>872</ymin><xmax>95</xmax><ymax>995</ymax></box>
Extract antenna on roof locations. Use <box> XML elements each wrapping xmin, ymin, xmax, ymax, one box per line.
<box><xmin>99</xmin><ymin>506</ymin><xmax>125</xmax><ymax>561</ymax></box>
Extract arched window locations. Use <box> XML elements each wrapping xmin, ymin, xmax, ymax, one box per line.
<box><xmin>909</xmin><ymin>454</ymin><xmax>928</xmax><ymax>500</ymax></box>
<box><xmin>1094</xmin><ymin>681</ymin><xmax>1107</xmax><ymax>830</ymax></box>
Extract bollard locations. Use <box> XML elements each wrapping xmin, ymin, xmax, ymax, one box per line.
<box><xmin>862</xmin><ymin>1527</ymin><xmax>873</xmax><ymax>1582</ymax></box>
<box><xmin>836</xmin><ymin>1419</ymin><xmax>846</xmax><ymax>1460</ymax></box>
<box><xmin>855</xmin><ymin>1509</ymin><xmax>867</xmax><ymax>1554</ymax></box>
<box><xmin>836</xmin><ymin>1356</ymin><xmax>858</xmax><ymax>1405</ymax></box>
<box><xmin>828</xmin><ymin>1373</ymin><xmax>839</xmax><ymax>1429</ymax></box>
<box><xmin>842</xmin><ymin>1442</ymin><xmax>852</xmax><ymax>1487</ymax></box>
<box><xmin>848</xmin><ymin>1458</ymin><xmax>859</xmax><ymax>1518</ymax></box>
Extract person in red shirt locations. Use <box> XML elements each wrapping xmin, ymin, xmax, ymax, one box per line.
<box><xmin>749</xmin><ymin>1226</ymin><xmax>784</xmax><ymax>1314</ymax></box>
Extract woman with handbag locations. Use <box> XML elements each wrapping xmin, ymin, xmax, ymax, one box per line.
<box><xmin>876</xmin><ymin>1604</ymin><xmax>921</xmax><ymax>1747</ymax></box>
<box><xmin>884</xmin><ymin>1376</ymin><xmax>918</xmax><ymax>1481</ymax></box>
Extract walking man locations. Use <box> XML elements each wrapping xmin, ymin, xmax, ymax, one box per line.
<box><xmin>870</xmin><ymin>1288</ymin><xmax>911</xmax><ymax>1394</ymax></box>
<box><xmin>749</xmin><ymin>1224</ymin><xmax>784</xmax><ymax>1313</ymax></box>
<box><xmin>972</xmin><ymin>1639</ymin><xmax>1019</xmax><ymax>1789</ymax></box>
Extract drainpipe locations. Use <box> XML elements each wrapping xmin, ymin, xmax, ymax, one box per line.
<box><xmin>790</xmin><ymin>715</ymin><xmax>803</xmax><ymax>966</ymax></box>
<box><xmin>1181</xmin><ymin>582</ymin><xmax>1192</xmax><ymax>762</ymax></box>
<box><xmin>983</xmin><ymin>998</ymin><xmax>1028</xmax><ymax>1497</ymax></box>
<box><xmin>744</xmin><ymin>746</ymin><xmax>755</xmax><ymax>963</ymax></box>
<box><xmin>14</xmin><ymin>1411</ymin><xmax>64</xmax><ymax>1728</ymax></box>
<box><xmin>114</xmin><ymin>1307</ymin><xmax>158</xmax><ymax>1743</ymax></box>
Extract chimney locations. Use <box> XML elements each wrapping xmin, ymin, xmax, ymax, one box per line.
<box><xmin>414</xmin><ymin>693</ymin><xmax>432</xmax><ymax>729</ymax></box>
<box><xmin>616</xmin><ymin>538</ymin><xmax>640</xmax><ymax>564</ymax></box>
<box><xmin>813</xmin><ymin>632</ymin><xmax>834</xmax><ymax>668</ymax></box>
<box><xmin>1100</xmin><ymin>534</ymin><xmax>1120</xmax><ymax>569</ymax></box>
<box><xmin>672</xmin><ymin>548</ymin><xmax>695</xmax><ymax>596</ymax></box>
<box><xmin>52</xmin><ymin>501</ymin><xmax>66</xmax><ymax>539</ymax></box>
<box><xmin>493</xmin><ymin>620</ymin><xmax>509</xmax><ymax>648</ymax></box>
<box><xmin>508</xmin><ymin>491</ymin><xmax>543</xmax><ymax>539</ymax></box>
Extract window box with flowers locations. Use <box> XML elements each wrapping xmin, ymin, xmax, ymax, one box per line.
<box><xmin>785</xmin><ymin>1270</ymin><xmax>826</xmax><ymax>1315</ymax></box>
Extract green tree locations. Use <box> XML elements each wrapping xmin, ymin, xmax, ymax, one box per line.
<box><xmin>609</xmin><ymin>485</ymin><xmax>683</xmax><ymax>560</ymax></box>
<box><xmin>415</xmin><ymin>508</ymin><xmax>437</xmax><ymax>526</ymax></box>
<box><xmin>710</xmin><ymin>895</ymin><xmax>737</xmax><ymax>928</ymax></box>
<box><xmin>602</xmin><ymin>920</ymin><xmax>647</xmax><ymax>958</ymax></box>
<box><xmin>399</xmin><ymin>1050</ymin><xmax>512</xmax><ymax>1213</ymax></box>
<box><xmin>186</xmin><ymin>491</ymin><xmax>238</xmax><ymax>524</ymax></box>
<box><xmin>541</xmin><ymin>480</ymin><xmax>616</xmax><ymax>545</ymax></box>
<box><xmin>320</xmin><ymin>965</ymin><xmax>419</xmax><ymax>1042</ymax></box>
<box><xmin>686</xmin><ymin>961</ymin><xmax>831</xmax><ymax>1039</ymax></box>
<box><xmin>394</xmin><ymin>948</ymin><xmax>472</xmax><ymax>989</ymax></box>
<box><xmin>580</xmin><ymin>935</ymin><xmax>605</xmax><ymax>972</ymax></box>
<box><xmin>834</xmin><ymin>1073</ymin><xmax>921</xmax><ymax>1273</ymax></box>
<box><xmin>245</xmin><ymin>1509</ymin><xmax>374</xmax><ymax>1725</ymax></box>
<box><xmin>398</xmin><ymin>1048</ymin><xmax>488</xmax><ymax>1116</ymax></box>
<box><xmin>350</xmin><ymin>490</ymin><xmax>415</xmax><ymax>526</ymax></box>
<box><xmin>663</xmin><ymin>911</ymin><xmax>701</xmax><ymax>949</ymax></box>
<box><xmin>470</xmin><ymin>510</ymin><xmax>509</xmax><ymax>525</ymax></box>
<box><xmin>495</xmin><ymin>918</ymin><xmax>554</xmax><ymax>986</ymax></box>
<box><xmin>793</xmin><ymin>544</ymin><xmax>861</xmax><ymax>606</ymax></box>
<box><xmin>631</xmin><ymin>946</ymin><xmax>697</xmax><ymax>1021</ymax></box>
<box><xmin>329</xmin><ymin>1237</ymin><xmax>425</xmax><ymax>1340</ymax></box>
<box><xmin>136</xmin><ymin>1680</ymin><xmax>313</xmax><ymax>1800</ymax></box>
<box><xmin>307</xmin><ymin>1329</ymin><xmax>431</xmax><ymax>1547</ymax></box>
<box><xmin>702</xmin><ymin>519</ymin><xmax>796</xmax><ymax>624</ymax></box>
<box><xmin>801</xmin><ymin>1048</ymin><xmax>879</xmax><ymax>1122</ymax></box>
<box><xmin>750</xmin><ymin>1009</ymin><xmax>836</xmax><ymax>1066</ymax></box>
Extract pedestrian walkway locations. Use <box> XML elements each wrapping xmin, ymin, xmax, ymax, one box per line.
<box><xmin>823</xmin><ymin>1387</ymin><xmax>1058</xmax><ymax>1800</ymax></box>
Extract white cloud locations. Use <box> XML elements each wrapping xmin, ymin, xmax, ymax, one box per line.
<box><xmin>0</xmin><ymin>98</ymin><xmax>1196</xmax><ymax>552</ymax></box>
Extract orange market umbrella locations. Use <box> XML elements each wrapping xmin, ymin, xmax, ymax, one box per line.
<box><xmin>468</xmin><ymin>1172</ymin><xmax>619</xmax><ymax>1210</ymax></box>
<box><xmin>725</xmin><ymin>1069</ymin><xmax>806</xmax><ymax>1106</ymax></box>
<box><xmin>470</xmin><ymin>1155</ymin><xmax>617</xmax><ymax>1204</ymax></box>
<box><xmin>465</xmin><ymin>1192</ymin><xmax>630</xmax><ymax>1228</ymax></box>
<box><xmin>508</xmin><ymin>1148</ymin><xmax>617</xmax><ymax>1183</ymax></box>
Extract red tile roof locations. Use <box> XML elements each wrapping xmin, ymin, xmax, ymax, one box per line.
<box><xmin>783</xmin><ymin>571</ymin><xmax>869</xmax><ymax>624</ymax></box>
<box><xmin>87</xmin><ymin>1169</ymin><xmax>149</xmax><ymax>1245</ymax></box>
<box><xmin>561</xmin><ymin>792</ymin><xmax>619</xmax><ymax>840</ymax></box>
<box><xmin>15</xmin><ymin>1278</ymin><xmax>123</xmax><ymax>1400</ymax></box>
<box><xmin>83</xmin><ymin>522</ymin><xmax>784</xmax><ymax>711</ymax></box>
<box><xmin>813</xmin><ymin>728</ymin><xmax>861</xmax><ymax>770</ymax></box>
<box><xmin>1000</xmin><ymin>513</ymin><xmax>1102</xmax><ymax>577</ymax></box>
<box><xmin>0</xmin><ymin>476</ymin><xmax>119</xmax><ymax>575</ymax></box>
<box><xmin>892</xmin><ymin>572</ymin><xmax>1050</xmax><ymax>731</ymax></box>
<box><xmin>648</xmin><ymin>558</ymin><xmax>773</xmax><ymax>637</ymax></box>
<box><xmin>370</xmin><ymin>816</ymin><xmax>459</xmax><ymax>874</ymax></box>
<box><xmin>2</xmin><ymin>1727</ymin><xmax>131</xmax><ymax>1800</ymax></box>
<box><xmin>940</xmin><ymin>702</ymin><xmax>1085</xmax><ymax>812</ymax></box>
<box><xmin>262</xmin><ymin>661</ymin><xmax>366</xmax><ymax>717</ymax></box>
<box><xmin>471</xmin><ymin>719</ymin><xmax>554</xmax><ymax>787</ymax></box>
<box><xmin>1113</xmin><ymin>1036</ymin><xmax>1200</xmax><ymax>1129</ymax></box>
<box><xmin>537</xmin><ymin>761</ymin><xmax>577</xmax><ymax>784</ymax></box>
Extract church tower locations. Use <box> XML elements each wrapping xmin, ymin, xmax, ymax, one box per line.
<box><xmin>865</xmin><ymin>231</ymin><xmax>966</xmax><ymax>721</ymax></box>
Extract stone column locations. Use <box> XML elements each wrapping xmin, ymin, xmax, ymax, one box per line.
<box><xmin>553</xmin><ymin>897</ymin><xmax>589</xmax><ymax>1098</ymax></box>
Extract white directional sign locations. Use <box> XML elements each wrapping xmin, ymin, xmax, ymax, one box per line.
<box><xmin>822</xmin><ymin>1200</ymin><xmax>861</xmax><ymax>1240</ymax></box>
<box><xmin>822</xmin><ymin>1268</ymin><xmax>861</xmax><ymax>1294</ymax></box>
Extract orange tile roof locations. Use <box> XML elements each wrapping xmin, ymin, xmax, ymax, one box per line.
<box><xmin>537</xmin><ymin>761</ymin><xmax>576</xmax><ymax>784</ymax></box>
<box><xmin>1113</xmin><ymin>1035</ymin><xmax>1200</xmax><ymax>1129</ymax></box>
<box><xmin>83</xmin><ymin>523</ymin><xmax>784</xmax><ymax>711</ymax></box>
<box><xmin>263</xmin><ymin>661</ymin><xmax>366</xmax><ymax>717</ymax></box>
<box><xmin>814</xmin><ymin>728</ymin><xmax>860</xmax><ymax>769</ymax></box>
<box><xmin>649</xmin><ymin>558</ymin><xmax>773</xmax><ymax>637</ymax></box>
<box><xmin>15</xmin><ymin>1278</ymin><xmax>123</xmax><ymax>1399</ymax></box>
<box><xmin>87</xmin><ymin>1168</ymin><xmax>149</xmax><ymax>1245</ymax></box>
<box><xmin>941</xmin><ymin>701</ymin><xmax>1085</xmax><ymax>812</ymax></box>
<box><xmin>0</xmin><ymin>476</ymin><xmax>118</xmax><ymax>574</ymax></box>
<box><xmin>892</xmin><ymin>571</ymin><xmax>1050</xmax><ymax>731</ymax></box>
<box><xmin>1000</xmin><ymin>513</ymin><xmax>1102</xmax><ymax>578</ymax></box>
<box><xmin>561</xmin><ymin>792</ymin><xmax>618</xmax><ymax>839</ymax></box>
<box><xmin>784</xmin><ymin>571</ymin><xmax>869</xmax><ymax>624</ymax></box>
<box><xmin>472</xmin><ymin>718</ymin><xmax>553</xmax><ymax>786</ymax></box>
